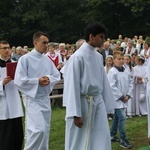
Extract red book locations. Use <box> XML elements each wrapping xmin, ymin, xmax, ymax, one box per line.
<box><xmin>6</xmin><ymin>62</ymin><xmax>17</xmax><ymax>80</ymax></box>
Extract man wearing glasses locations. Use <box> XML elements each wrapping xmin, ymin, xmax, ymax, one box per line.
<box><xmin>0</xmin><ymin>40</ymin><xmax>24</xmax><ymax>150</ymax></box>
<box><xmin>14</xmin><ymin>31</ymin><xmax>60</xmax><ymax>150</ymax></box>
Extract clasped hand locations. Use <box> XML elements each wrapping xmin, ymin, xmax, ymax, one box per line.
<box><xmin>137</xmin><ymin>76</ymin><xmax>143</xmax><ymax>84</ymax></box>
<box><xmin>39</xmin><ymin>76</ymin><xmax>50</xmax><ymax>87</ymax></box>
<box><xmin>123</xmin><ymin>95</ymin><xmax>130</xmax><ymax>103</ymax></box>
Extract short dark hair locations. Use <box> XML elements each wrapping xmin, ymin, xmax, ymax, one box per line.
<box><xmin>0</xmin><ymin>40</ymin><xmax>9</xmax><ymax>45</ymax></box>
<box><xmin>33</xmin><ymin>31</ymin><xmax>50</xmax><ymax>41</ymax></box>
<box><xmin>85</xmin><ymin>22</ymin><xmax>108</xmax><ymax>41</ymax></box>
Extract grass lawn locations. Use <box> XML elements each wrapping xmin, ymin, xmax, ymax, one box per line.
<box><xmin>23</xmin><ymin>106</ymin><xmax>150</xmax><ymax>150</ymax></box>
<box><xmin>49</xmin><ymin>106</ymin><xmax>149</xmax><ymax>150</ymax></box>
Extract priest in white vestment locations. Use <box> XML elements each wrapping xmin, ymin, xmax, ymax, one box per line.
<box><xmin>63</xmin><ymin>22</ymin><xmax>115</xmax><ymax>150</ymax></box>
<box><xmin>14</xmin><ymin>32</ymin><xmax>60</xmax><ymax>150</ymax></box>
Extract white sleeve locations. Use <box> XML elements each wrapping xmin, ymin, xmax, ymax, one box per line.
<box><xmin>107</xmin><ymin>70</ymin><xmax>123</xmax><ymax>101</ymax></box>
<box><xmin>14</xmin><ymin>57</ymin><xmax>39</xmax><ymax>98</ymax></box>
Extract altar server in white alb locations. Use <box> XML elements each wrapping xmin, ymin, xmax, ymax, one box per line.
<box><xmin>14</xmin><ymin>31</ymin><xmax>60</xmax><ymax>150</ymax></box>
<box><xmin>146</xmin><ymin>57</ymin><xmax>150</xmax><ymax>138</ymax></box>
<box><xmin>63</xmin><ymin>22</ymin><xmax>115</xmax><ymax>150</ymax></box>
<box><xmin>107</xmin><ymin>51</ymin><xmax>133</xmax><ymax>149</ymax></box>
<box><xmin>0</xmin><ymin>40</ymin><xmax>24</xmax><ymax>150</ymax></box>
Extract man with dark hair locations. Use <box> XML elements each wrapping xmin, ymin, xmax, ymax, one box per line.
<box><xmin>0</xmin><ymin>40</ymin><xmax>24</xmax><ymax>150</ymax></box>
<box><xmin>14</xmin><ymin>31</ymin><xmax>60</xmax><ymax>150</ymax></box>
<box><xmin>33</xmin><ymin>31</ymin><xmax>50</xmax><ymax>42</ymax></box>
<box><xmin>63</xmin><ymin>22</ymin><xmax>115</xmax><ymax>150</ymax></box>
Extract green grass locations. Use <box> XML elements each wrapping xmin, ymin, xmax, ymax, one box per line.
<box><xmin>23</xmin><ymin>106</ymin><xmax>150</xmax><ymax>150</ymax></box>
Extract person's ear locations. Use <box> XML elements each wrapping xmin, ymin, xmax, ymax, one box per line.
<box><xmin>89</xmin><ymin>34</ymin><xmax>93</xmax><ymax>40</ymax></box>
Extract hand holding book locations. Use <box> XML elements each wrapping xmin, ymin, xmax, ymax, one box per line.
<box><xmin>6</xmin><ymin>62</ymin><xmax>17</xmax><ymax>80</ymax></box>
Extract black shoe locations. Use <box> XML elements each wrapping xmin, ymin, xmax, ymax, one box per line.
<box><xmin>111</xmin><ymin>136</ymin><xmax>120</xmax><ymax>142</ymax></box>
<box><xmin>120</xmin><ymin>139</ymin><xmax>132</xmax><ymax>149</ymax></box>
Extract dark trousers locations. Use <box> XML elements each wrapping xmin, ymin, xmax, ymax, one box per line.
<box><xmin>0</xmin><ymin>117</ymin><xmax>23</xmax><ymax>150</ymax></box>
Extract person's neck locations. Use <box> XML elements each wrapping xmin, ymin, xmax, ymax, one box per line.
<box><xmin>35</xmin><ymin>48</ymin><xmax>43</xmax><ymax>54</ymax></box>
<box><xmin>114</xmin><ymin>65</ymin><xmax>123</xmax><ymax>68</ymax></box>
<box><xmin>0</xmin><ymin>55</ymin><xmax>9</xmax><ymax>61</ymax></box>
<box><xmin>114</xmin><ymin>65</ymin><xmax>125</xmax><ymax>72</ymax></box>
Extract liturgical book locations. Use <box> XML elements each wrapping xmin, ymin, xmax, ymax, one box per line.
<box><xmin>6</xmin><ymin>62</ymin><xmax>17</xmax><ymax>80</ymax></box>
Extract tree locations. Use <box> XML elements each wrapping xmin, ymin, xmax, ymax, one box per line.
<box><xmin>0</xmin><ymin>0</ymin><xmax>86</xmax><ymax>46</ymax></box>
<box><xmin>0</xmin><ymin>0</ymin><xmax>150</xmax><ymax>46</ymax></box>
<box><xmin>84</xmin><ymin>0</ymin><xmax>150</xmax><ymax>39</ymax></box>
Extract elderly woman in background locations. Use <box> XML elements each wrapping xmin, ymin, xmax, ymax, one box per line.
<box><xmin>11</xmin><ymin>46</ymin><xmax>22</xmax><ymax>61</ymax></box>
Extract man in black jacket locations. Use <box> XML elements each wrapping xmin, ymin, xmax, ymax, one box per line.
<box><xmin>100</xmin><ymin>41</ymin><xmax>113</xmax><ymax>66</ymax></box>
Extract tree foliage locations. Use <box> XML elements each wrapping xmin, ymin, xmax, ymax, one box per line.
<box><xmin>0</xmin><ymin>0</ymin><xmax>150</xmax><ymax>46</ymax></box>
<box><xmin>85</xmin><ymin>0</ymin><xmax>150</xmax><ymax>39</ymax></box>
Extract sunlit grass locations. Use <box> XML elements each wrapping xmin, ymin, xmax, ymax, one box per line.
<box><xmin>22</xmin><ymin>106</ymin><xmax>149</xmax><ymax>150</ymax></box>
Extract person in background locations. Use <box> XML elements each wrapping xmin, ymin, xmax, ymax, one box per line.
<box><xmin>58</xmin><ymin>43</ymin><xmax>67</xmax><ymax>65</ymax></box>
<box><xmin>136</xmin><ymin>38</ymin><xmax>144</xmax><ymax>54</ymax></box>
<box><xmin>75</xmin><ymin>39</ymin><xmax>85</xmax><ymax>50</ymax></box>
<box><xmin>23</xmin><ymin>45</ymin><xmax>29</xmax><ymax>50</ymax></box>
<box><xmin>121</xmin><ymin>37</ymin><xmax>128</xmax><ymax>51</ymax></box>
<box><xmin>133</xmin><ymin>55</ymin><xmax>147</xmax><ymax>116</ymax></box>
<box><xmin>100</xmin><ymin>41</ymin><xmax>113</xmax><ymax>66</ymax></box>
<box><xmin>123</xmin><ymin>54</ymin><xmax>135</xmax><ymax>118</ymax></box>
<box><xmin>66</xmin><ymin>48</ymin><xmax>74</xmax><ymax>60</ymax></box>
<box><xmin>132</xmin><ymin>35</ymin><xmax>138</xmax><ymax>46</ymax></box>
<box><xmin>46</xmin><ymin>43</ymin><xmax>63</xmax><ymax>71</ymax></box>
<box><xmin>131</xmin><ymin>53</ymin><xmax>137</xmax><ymax>67</ymax></box>
<box><xmin>115</xmin><ymin>41</ymin><xmax>122</xmax><ymax>51</ymax></box>
<box><xmin>11</xmin><ymin>46</ymin><xmax>16</xmax><ymax>56</ymax></box>
<box><xmin>21</xmin><ymin>48</ymin><xmax>29</xmax><ymax>55</ymax></box>
<box><xmin>104</xmin><ymin>55</ymin><xmax>114</xmax><ymax>120</ymax></box>
<box><xmin>118</xmin><ymin>34</ymin><xmax>123</xmax><ymax>42</ymax></box>
<box><xmin>63</xmin><ymin>22</ymin><xmax>115</xmax><ymax>150</ymax></box>
<box><xmin>124</xmin><ymin>40</ymin><xmax>137</xmax><ymax>55</ymax></box>
<box><xmin>0</xmin><ymin>40</ymin><xmax>24</xmax><ymax>150</ymax></box>
<box><xmin>14</xmin><ymin>31</ymin><xmax>60</xmax><ymax>150</ymax></box>
<box><xmin>11</xmin><ymin>46</ymin><xmax>22</xmax><ymax>61</ymax></box>
<box><xmin>140</xmin><ymin>42</ymin><xmax>150</xmax><ymax>65</ymax></box>
<box><xmin>110</xmin><ymin>39</ymin><xmax>116</xmax><ymax>50</ymax></box>
<box><xmin>104</xmin><ymin>55</ymin><xmax>114</xmax><ymax>74</ymax></box>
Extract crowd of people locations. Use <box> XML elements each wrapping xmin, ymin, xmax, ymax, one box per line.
<box><xmin>0</xmin><ymin>21</ymin><xmax>150</xmax><ymax>150</ymax></box>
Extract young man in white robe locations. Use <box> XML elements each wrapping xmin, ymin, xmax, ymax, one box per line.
<box><xmin>0</xmin><ymin>40</ymin><xmax>24</xmax><ymax>150</ymax></box>
<box><xmin>63</xmin><ymin>22</ymin><xmax>116</xmax><ymax>150</ymax></box>
<box><xmin>14</xmin><ymin>31</ymin><xmax>60</xmax><ymax>150</ymax></box>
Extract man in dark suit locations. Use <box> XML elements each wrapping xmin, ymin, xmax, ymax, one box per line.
<box><xmin>100</xmin><ymin>41</ymin><xmax>113</xmax><ymax>66</ymax></box>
